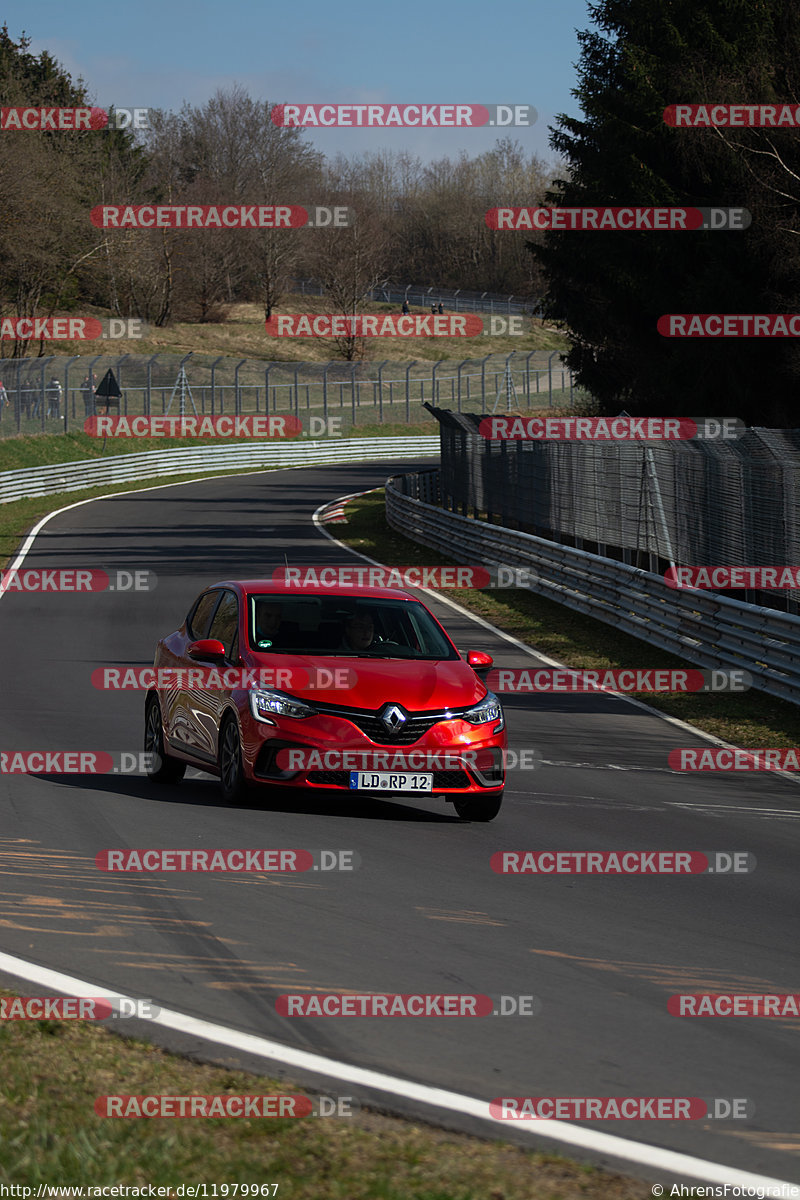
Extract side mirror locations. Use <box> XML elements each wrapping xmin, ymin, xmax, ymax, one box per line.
<box><xmin>188</xmin><ymin>638</ymin><xmax>226</xmax><ymax>661</ymax></box>
<box><xmin>466</xmin><ymin>650</ymin><xmax>493</xmax><ymax>674</ymax></box>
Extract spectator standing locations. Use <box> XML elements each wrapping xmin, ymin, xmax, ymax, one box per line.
<box><xmin>46</xmin><ymin>376</ymin><xmax>62</xmax><ymax>419</ymax></box>
<box><xmin>30</xmin><ymin>381</ymin><xmax>44</xmax><ymax>419</ymax></box>
<box><xmin>81</xmin><ymin>373</ymin><xmax>97</xmax><ymax>417</ymax></box>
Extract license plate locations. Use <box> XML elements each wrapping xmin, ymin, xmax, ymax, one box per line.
<box><xmin>349</xmin><ymin>771</ymin><xmax>433</xmax><ymax>793</ymax></box>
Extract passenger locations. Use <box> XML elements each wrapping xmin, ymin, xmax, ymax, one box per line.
<box><xmin>255</xmin><ymin>602</ymin><xmax>282</xmax><ymax>648</ymax></box>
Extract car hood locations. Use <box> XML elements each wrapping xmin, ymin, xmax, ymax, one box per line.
<box><xmin>248</xmin><ymin>652</ymin><xmax>487</xmax><ymax>711</ymax></box>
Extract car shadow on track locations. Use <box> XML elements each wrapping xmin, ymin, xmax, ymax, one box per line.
<box><xmin>35</xmin><ymin>772</ymin><xmax>463</xmax><ymax>822</ymax></box>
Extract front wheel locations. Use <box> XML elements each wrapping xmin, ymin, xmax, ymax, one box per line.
<box><xmin>218</xmin><ymin>715</ymin><xmax>248</xmax><ymax>805</ymax></box>
<box><xmin>144</xmin><ymin>696</ymin><xmax>185</xmax><ymax>783</ymax></box>
<box><xmin>450</xmin><ymin>791</ymin><xmax>503</xmax><ymax>822</ymax></box>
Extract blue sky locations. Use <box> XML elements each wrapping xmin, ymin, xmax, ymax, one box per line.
<box><xmin>4</xmin><ymin>0</ymin><xmax>595</xmax><ymax>163</ymax></box>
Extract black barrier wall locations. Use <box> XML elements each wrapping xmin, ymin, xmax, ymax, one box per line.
<box><xmin>427</xmin><ymin>407</ymin><xmax>800</xmax><ymax>612</ymax></box>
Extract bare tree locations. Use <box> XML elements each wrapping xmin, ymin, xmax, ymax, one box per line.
<box><xmin>307</xmin><ymin>204</ymin><xmax>393</xmax><ymax>360</ymax></box>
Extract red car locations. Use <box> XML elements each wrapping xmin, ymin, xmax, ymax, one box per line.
<box><xmin>144</xmin><ymin>581</ymin><xmax>506</xmax><ymax>820</ymax></box>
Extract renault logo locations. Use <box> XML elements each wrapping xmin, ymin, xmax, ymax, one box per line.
<box><xmin>380</xmin><ymin>703</ymin><xmax>408</xmax><ymax>734</ymax></box>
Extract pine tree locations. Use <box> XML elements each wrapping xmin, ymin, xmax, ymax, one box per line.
<box><xmin>533</xmin><ymin>0</ymin><xmax>800</xmax><ymax>425</ymax></box>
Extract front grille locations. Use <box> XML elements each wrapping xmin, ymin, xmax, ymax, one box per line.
<box><xmin>307</xmin><ymin>770</ymin><xmax>351</xmax><ymax>786</ymax></box>
<box><xmin>431</xmin><ymin>770</ymin><xmax>472</xmax><ymax>789</ymax></box>
<box><xmin>312</xmin><ymin>702</ymin><xmax>457</xmax><ymax>745</ymax></box>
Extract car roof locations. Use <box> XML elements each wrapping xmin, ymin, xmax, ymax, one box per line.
<box><xmin>206</xmin><ymin>581</ymin><xmax>419</xmax><ymax>601</ymax></box>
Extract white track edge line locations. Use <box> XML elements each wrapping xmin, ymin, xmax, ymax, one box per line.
<box><xmin>0</xmin><ymin>951</ymin><xmax>793</xmax><ymax>1189</ymax></box>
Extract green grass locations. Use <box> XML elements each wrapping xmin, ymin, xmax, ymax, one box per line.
<box><xmin>337</xmin><ymin>491</ymin><xmax>800</xmax><ymax>750</ymax></box>
<box><xmin>0</xmin><ymin>991</ymin><xmax>649</xmax><ymax>1198</ymax></box>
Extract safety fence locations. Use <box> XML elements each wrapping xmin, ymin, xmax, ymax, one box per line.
<box><xmin>290</xmin><ymin>278</ymin><xmax>543</xmax><ymax>315</ymax></box>
<box><xmin>429</xmin><ymin>409</ymin><xmax>800</xmax><ymax>613</ymax></box>
<box><xmin>0</xmin><ymin>352</ymin><xmax>579</xmax><ymax>440</ymax></box>
<box><xmin>0</xmin><ymin>437</ymin><xmax>439</xmax><ymax>505</ymax></box>
<box><xmin>386</xmin><ymin>469</ymin><xmax>800</xmax><ymax>708</ymax></box>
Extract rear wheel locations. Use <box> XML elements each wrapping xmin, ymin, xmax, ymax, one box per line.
<box><xmin>451</xmin><ymin>791</ymin><xmax>503</xmax><ymax>822</ymax></box>
<box><xmin>144</xmin><ymin>696</ymin><xmax>185</xmax><ymax>783</ymax></box>
<box><xmin>219</xmin><ymin>715</ymin><xmax>248</xmax><ymax>805</ymax></box>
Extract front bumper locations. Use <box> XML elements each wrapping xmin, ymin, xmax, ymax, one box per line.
<box><xmin>241</xmin><ymin>708</ymin><xmax>506</xmax><ymax>795</ymax></box>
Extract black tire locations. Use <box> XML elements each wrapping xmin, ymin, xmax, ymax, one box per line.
<box><xmin>451</xmin><ymin>791</ymin><xmax>503</xmax><ymax>822</ymax></box>
<box><xmin>144</xmin><ymin>695</ymin><xmax>185</xmax><ymax>783</ymax></box>
<box><xmin>218</xmin><ymin>714</ymin><xmax>248</xmax><ymax>805</ymax></box>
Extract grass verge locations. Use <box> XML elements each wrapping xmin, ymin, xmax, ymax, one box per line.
<box><xmin>336</xmin><ymin>491</ymin><xmax>800</xmax><ymax>751</ymax></box>
<box><xmin>0</xmin><ymin>990</ymin><xmax>649</xmax><ymax>1197</ymax></box>
<box><xmin>4</xmin><ymin>296</ymin><xmax>570</xmax><ymax>363</ymax></box>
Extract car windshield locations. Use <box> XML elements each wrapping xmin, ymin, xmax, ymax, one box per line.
<box><xmin>247</xmin><ymin>595</ymin><xmax>458</xmax><ymax>659</ymax></box>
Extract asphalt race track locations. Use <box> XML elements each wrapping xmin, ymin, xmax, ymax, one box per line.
<box><xmin>1</xmin><ymin>460</ymin><xmax>799</xmax><ymax>1184</ymax></box>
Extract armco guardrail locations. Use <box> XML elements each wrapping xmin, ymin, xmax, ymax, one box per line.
<box><xmin>0</xmin><ymin>437</ymin><xmax>440</xmax><ymax>505</ymax></box>
<box><xmin>386</xmin><ymin>469</ymin><xmax>800</xmax><ymax>706</ymax></box>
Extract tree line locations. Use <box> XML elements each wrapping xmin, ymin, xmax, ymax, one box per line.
<box><xmin>5</xmin><ymin>4</ymin><xmax>799</xmax><ymax>425</ymax></box>
<box><xmin>534</xmin><ymin>0</ymin><xmax>800</xmax><ymax>426</ymax></box>
<box><xmin>0</xmin><ymin>27</ymin><xmax>551</xmax><ymax>357</ymax></box>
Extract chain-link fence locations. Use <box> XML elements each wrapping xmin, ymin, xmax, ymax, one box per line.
<box><xmin>0</xmin><ymin>352</ymin><xmax>579</xmax><ymax>439</ymax></box>
<box><xmin>290</xmin><ymin>278</ymin><xmax>543</xmax><ymax>315</ymax></box>
<box><xmin>430</xmin><ymin>409</ymin><xmax>800</xmax><ymax>614</ymax></box>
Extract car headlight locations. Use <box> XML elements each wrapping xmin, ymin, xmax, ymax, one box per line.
<box><xmin>461</xmin><ymin>692</ymin><xmax>505</xmax><ymax>732</ymax></box>
<box><xmin>249</xmin><ymin>689</ymin><xmax>316</xmax><ymax>724</ymax></box>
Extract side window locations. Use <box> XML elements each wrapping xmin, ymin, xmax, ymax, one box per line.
<box><xmin>207</xmin><ymin>590</ymin><xmax>239</xmax><ymax>660</ymax></box>
<box><xmin>188</xmin><ymin>591</ymin><xmax>221</xmax><ymax>640</ymax></box>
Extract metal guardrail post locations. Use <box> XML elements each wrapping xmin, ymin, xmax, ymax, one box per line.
<box><xmin>525</xmin><ymin>351</ymin><xmax>536</xmax><ymax>407</ymax></box>
<box><xmin>177</xmin><ymin>353</ymin><xmax>193</xmax><ymax>416</ymax></box>
<box><xmin>234</xmin><ymin>359</ymin><xmax>246</xmax><ymax>416</ymax></box>
<box><xmin>37</xmin><ymin>356</ymin><xmax>54</xmax><ymax>431</ymax></box>
<box><xmin>63</xmin><ymin>355</ymin><xmax>81</xmax><ymax>433</ymax></box>
<box><xmin>405</xmin><ymin>360</ymin><xmax>417</xmax><ymax>422</ymax></box>
<box><xmin>644</xmin><ymin>447</ymin><xmax>676</xmax><ymax>569</ymax></box>
<box><xmin>264</xmin><ymin>364</ymin><xmax>272</xmax><ymax>414</ymax></box>
<box><xmin>457</xmin><ymin>359</ymin><xmax>467</xmax><ymax>413</ymax></box>
<box><xmin>146</xmin><ymin>354</ymin><xmax>160</xmax><ymax>417</ymax></box>
<box><xmin>376</xmin><ymin>360</ymin><xmax>387</xmax><ymax>423</ymax></box>
<box><xmin>432</xmin><ymin>359</ymin><xmax>442</xmax><ymax>408</ymax></box>
<box><xmin>86</xmin><ymin>353</ymin><xmax>103</xmax><ymax>420</ymax></box>
<box><xmin>13</xmin><ymin>360</ymin><xmax>21</xmax><ymax>433</ymax></box>
<box><xmin>116</xmin><ymin>354</ymin><xmax>130</xmax><ymax>415</ymax></box>
<box><xmin>480</xmin><ymin>355</ymin><xmax>491</xmax><ymax>407</ymax></box>
<box><xmin>323</xmin><ymin>362</ymin><xmax>332</xmax><ymax>422</ymax></box>
<box><xmin>350</xmin><ymin>363</ymin><xmax>357</xmax><ymax>424</ymax></box>
<box><xmin>209</xmin><ymin>356</ymin><xmax>224</xmax><ymax>415</ymax></box>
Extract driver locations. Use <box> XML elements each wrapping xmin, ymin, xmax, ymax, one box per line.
<box><xmin>340</xmin><ymin>610</ymin><xmax>377</xmax><ymax>652</ymax></box>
